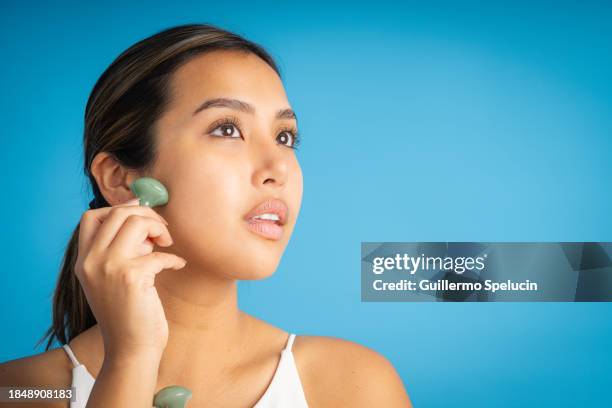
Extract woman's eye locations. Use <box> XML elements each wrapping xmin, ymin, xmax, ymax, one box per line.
<box><xmin>276</xmin><ymin>131</ymin><xmax>296</xmax><ymax>148</ymax></box>
<box><xmin>211</xmin><ymin>123</ymin><xmax>242</xmax><ymax>139</ymax></box>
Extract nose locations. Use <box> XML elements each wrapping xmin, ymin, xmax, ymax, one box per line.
<box><xmin>250</xmin><ymin>140</ymin><xmax>289</xmax><ymax>189</ymax></box>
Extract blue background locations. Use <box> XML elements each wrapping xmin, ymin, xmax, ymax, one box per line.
<box><xmin>1</xmin><ymin>1</ymin><xmax>611</xmax><ymax>406</ymax></box>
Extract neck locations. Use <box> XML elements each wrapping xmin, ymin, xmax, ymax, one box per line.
<box><xmin>155</xmin><ymin>266</ymin><xmax>249</xmax><ymax>354</ymax></box>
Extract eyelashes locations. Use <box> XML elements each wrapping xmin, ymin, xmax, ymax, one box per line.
<box><xmin>207</xmin><ymin>115</ymin><xmax>301</xmax><ymax>150</ymax></box>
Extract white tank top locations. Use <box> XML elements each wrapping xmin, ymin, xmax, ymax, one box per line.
<box><xmin>62</xmin><ymin>333</ymin><xmax>308</xmax><ymax>407</ymax></box>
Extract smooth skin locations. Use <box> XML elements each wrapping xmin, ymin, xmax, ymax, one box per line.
<box><xmin>0</xmin><ymin>50</ymin><xmax>412</xmax><ymax>407</ymax></box>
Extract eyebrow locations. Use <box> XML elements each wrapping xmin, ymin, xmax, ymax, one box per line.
<box><xmin>192</xmin><ymin>97</ymin><xmax>298</xmax><ymax>124</ymax></box>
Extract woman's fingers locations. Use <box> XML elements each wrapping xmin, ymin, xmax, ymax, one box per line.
<box><xmin>108</xmin><ymin>215</ymin><xmax>173</xmax><ymax>259</ymax></box>
<box><xmin>127</xmin><ymin>252</ymin><xmax>187</xmax><ymax>286</ymax></box>
<box><xmin>87</xmin><ymin>205</ymin><xmax>170</xmax><ymax>253</ymax></box>
<box><xmin>104</xmin><ymin>199</ymin><xmax>169</xmax><ymax>224</ymax></box>
<box><xmin>79</xmin><ymin>200</ymin><xmax>167</xmax><ymax>253</ymax></box>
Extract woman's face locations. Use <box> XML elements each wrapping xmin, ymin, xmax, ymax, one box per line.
<box><xmin>150</xmin><ymin>50</ymin><xmax>303</xmax><ymax>280</ymax></box>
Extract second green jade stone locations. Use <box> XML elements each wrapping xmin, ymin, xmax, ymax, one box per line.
<box><xmin>153</xmin><ymin>385</ymin><xmax>193</xmax><ymax>408</ymax></box>
<box><xmin>129</xmin><ymin>177</ymin><xmax>169</xmax><ymax>207</ymax></box>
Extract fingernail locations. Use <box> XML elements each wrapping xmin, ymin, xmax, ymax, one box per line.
<box><xmin>126</xmin><ymin>198</ymin><xmax>140</xmax><ymax>206</ymax></box>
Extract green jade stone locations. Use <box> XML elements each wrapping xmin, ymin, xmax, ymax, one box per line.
<box><xmin>153</xmin><ymin>385</ymin><xmax>193</xmax><ymax>408</ymax></box>
<box><xmin>129</xmin><ymin>177</ymin><xmax>169</xmax><ymax>207</ymax></box>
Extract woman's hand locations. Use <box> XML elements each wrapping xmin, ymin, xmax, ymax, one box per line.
<box><xmin>74</xmin><ymin>198</ymin><xmax>186</xmax><ymax>359</ymax></box>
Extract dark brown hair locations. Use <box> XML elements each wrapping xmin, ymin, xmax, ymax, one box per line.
<box><xmin>37</xmin><ymin>23</ymin><xmax>281</xmax><ymax>350</ymax></box>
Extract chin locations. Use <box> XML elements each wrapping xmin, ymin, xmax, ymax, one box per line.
<box><xmin>229</xmin><ymin>225</ymin><xmax>289</xmax><ymax>280</ymax></box>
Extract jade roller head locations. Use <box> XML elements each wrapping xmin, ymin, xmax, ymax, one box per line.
<box><xmin>129</xmin><ymin>177</ymin><xmax>169</xmax><ymax>207</ymax></box>
<box><xmin>153</xmin><ymin>385</ymin><xmax>193</xmax><ymax>408</ymax></box>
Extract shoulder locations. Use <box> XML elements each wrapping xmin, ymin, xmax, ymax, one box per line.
<box><xmin>0</xmin><ymin>347</ymin><xmax>73</xmax><ymax>408</ymax></box>
<box><xmin>293</xmin><ymin>335</ymin><xmax>412</xmax><ymax>407</ymax></box>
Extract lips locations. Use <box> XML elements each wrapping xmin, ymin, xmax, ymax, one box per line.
<box><xmin>243</xmin><ymin>198</ymin><xmax>288</xmax><ymax>240</ymax></box>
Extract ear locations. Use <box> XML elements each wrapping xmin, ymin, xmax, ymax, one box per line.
<box><xmin>90</xmin><ymin>152</ymin><xmax>140</xmax><ymax>206</ymax></box>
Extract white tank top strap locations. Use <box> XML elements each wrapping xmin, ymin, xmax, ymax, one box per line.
<box><xmin>284</xmin><ymin>333</ymin><xmax>296</xmax><ymax>352</ymax></box>
<box><xmin>62</xmin><ymin>344</ymin><xmax>81</xmax><ymax>368</ymax></box>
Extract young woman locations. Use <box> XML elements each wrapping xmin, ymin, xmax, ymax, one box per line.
<box><xmin>0</xmin><ymin>24</ymin><xmax>412</xmax><ymax>407</ymax></box>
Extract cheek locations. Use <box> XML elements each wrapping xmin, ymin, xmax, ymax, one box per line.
<box><xmin>164</xmin><ymin>154</ymin><xmax>247</xmax><ymax>253</ymax></box>
<box><xmin>288</xmin><ymin>160</ymin><xmax>304</xmax><ymax>225</ymax></box>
